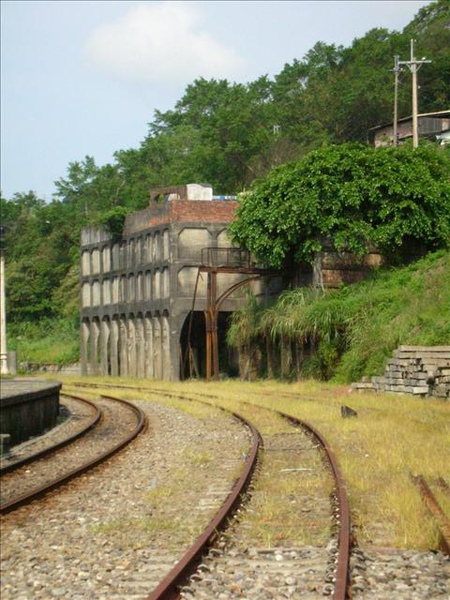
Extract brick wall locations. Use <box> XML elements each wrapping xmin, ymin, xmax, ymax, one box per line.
<box><xmin>124</xmin><ymin>200</ymin><xmax>238</xmax><ymax>235</ymax></box>
<box><xmin>169</xmin><ymin>200</ymin><xmax>238</xmax><ymax>223</ymax></box>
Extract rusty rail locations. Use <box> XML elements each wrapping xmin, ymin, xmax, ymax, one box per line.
<box><xmin>0</xmin><ymin>395</ymin><xmax>146</xmax><ymax>514</ymax></box>
<box><xmin>410</xmin><ymin>473</ymin><xmax>450</xmax><ymax>556</ymax></box>
<box><xmin>146</xmin><ymin>411</ymin><xmax>261</xmax><ymax>600</ymax></box>
<box><xmin>70</xmin><ymin>381</ymin><xmax>352</xmax><ymax>599</ymax></box>
<box><xmin>253</xmin><ymin>407</ymin><xmax>351</xmax><ymax>600</ymax></box>
<box><xmin>0</xmin><ymin>394</ymin><xmax>101</xmax><ymax>475</ymax></box>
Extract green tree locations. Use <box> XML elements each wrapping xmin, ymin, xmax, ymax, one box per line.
<box><xmin>271</xmin><ymin>43</ymin><xmax>343</xmax><ymax>150</ymax></box>
<box><xmin>336</xmin><ymin>28</ymin><xmax>411</xmax><ymax>140</ymax></box>
<box><xmin>403</xmin><ymin>0</ymin><xmax>450</xmax><ymax>110</ymax></box>
<box><xmin>143</xmin><ymin>77</ymin><xmax>277</xmax><ymax>192</ymax></box>
<box><xmin>1</xmin><ymin>191</ymin><xmax>80</xmax><ymax>321</ymax></box>
<box><xmin>229</xmin><ymin>143</ymin><xmax>450</xmax><ymax>270</ymax></box>
<box><xmin>54</xmin><ymin>156</ymin><xmax>132</xmax><ymax>224</ymax></box>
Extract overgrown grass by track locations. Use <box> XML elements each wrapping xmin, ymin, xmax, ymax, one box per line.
<box><xmin>7</xmin><ymin>317</ymin><xmax>79</xmax><ymax>367</ymax></box>
<box><xmin>228</xmin><ymin>250</ymin><xmax>450</xmax><ymax>382</ymax></box>
<box><xmin>57</xmin><ymin>375</ymin><xmax>450</xmax><ymax>552</ymax></box>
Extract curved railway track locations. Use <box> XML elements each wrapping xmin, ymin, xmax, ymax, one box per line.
<box><xmin>160</xmin><ymin>395</ymin><xmax>349</xmax><ymax>600</ymax></box>
<box><xmin>249</xmin><ymin>402</ymin><xmax>351</xmax><ymax>600</ymax></box>
<box><xmin>0</xmin><ymin>394</ymin><xmax>146</xmax><ymax>514</ymax></box>
<box><xmin>70</xmin><ymin>382</ymin><xmax>351</xmax><ymax>599</ymax></box>
<box><xmin>1</xmin><ymin>391</ymin><xmax>253</xmax><ymax>600</ymax></box>
<box><xmin>147</xmin><ymin>407</ymin><xmax>261</xmax><ymax>600</ymax></box>
<box><xmin>0</xmin><ymin>394</ymin><xmax>100</xmax><ymax>475</ymax></box>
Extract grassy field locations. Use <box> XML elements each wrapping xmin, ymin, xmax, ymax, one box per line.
<box><xmin>58</xmin><ymin>375</ymin><xmax>450</xmax><ymax>551</ymax></box>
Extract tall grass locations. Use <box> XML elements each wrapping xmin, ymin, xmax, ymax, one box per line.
<box><xmin>59</xmin><ymin>376</ymin><xmax>450</xmax><ymax>550</ymax></box>
<box><xmin>228</xmin><ymin>250</ymin><xmax>450</xmax><ymax>382</ymax></box>
<box><xmin>7</xmin><ymin>316</ymin><xmax>80</xmax><ymax>367</ymax></box>
<box><xmin>335</xmin><ymin>250</ymin><xmax>450</xmax><ymax>381</ymax></box>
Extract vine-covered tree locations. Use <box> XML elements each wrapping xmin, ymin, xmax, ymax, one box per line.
<box><xmin>229</xmin><ymin>143</ymin><xmax>450</xmax><ymax>270</ymax></box>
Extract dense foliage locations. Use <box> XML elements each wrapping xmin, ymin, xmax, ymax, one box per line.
<box><xmin>1</xmin><ymin>0</ymin><xmax>449</xmax><ymax>355</ymax></box>
<box><xmin>229</xmin><ymin>143</ymin><xmax>450</xmax><ymax>268</ymax></box>
<box><xmin>227</xmin><ymin>250</ymin><xmax>450</xmax><ymax>382</ymax></box>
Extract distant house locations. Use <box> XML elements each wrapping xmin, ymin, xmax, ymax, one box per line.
<box><xmin>368</xmin><ymin>110</ymin><xmax>450</xmax><ymax>147</ymax></box>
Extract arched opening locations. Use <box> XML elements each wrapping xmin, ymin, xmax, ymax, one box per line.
<box><xmin>179</xmin><ymin>310</ymin><xmax>238</xmax><ymax>380</ymax></box>
<box><xmin>180</xmin><ymin>311</ymin><xmax>206</xmax><ymax>379</ymax></box>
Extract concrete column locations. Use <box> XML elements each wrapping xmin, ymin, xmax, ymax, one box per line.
<box><xmin>100</xmin><ymin>318</ymin><xmax>110</xmax><ymax>375</ymax></box>
<box><xmin>0</xmin><ymin>249</ymin><xmax>9</xmax><ymax>376</ymax></box>
<box><xmin>128</xmin><ymin>316</ymin><xmax>137</xmax><ymax>378</ymax></box>
<box><xmin>144</xmin><ymin>315</ymin><xmax>154</xmax><ymax>378</ymax></box>
<box><xmin>162</xmin><ymin>314</ymin><xmax>171</xmax><ymax>380</ymax></box>
<box><xmin>90</xmin><ymin>319</ymin><xmax>100</xmax><ymax>375</ymax></box>
<box><xmin>119</xmin><ymin>316</ymin><xmax>128</xmax><ymax>376</ymax></box>
<box><xmin>136</xmin><ymin>315</ymin><xmax>145</xmax><ymax>378</ymax></box>
<box><xmin>81</xmin><ymin>319</ymin><xmax>90</xmax><ymax>375</ymax></box>
<box><xmin>153</xmin><ymin>316</ymin><xmax>162</xmax><ymax>379</ymax></box>
<box><xmin>110</xmin><ymin>317</ymin><xmax>119</xmax><ymax>377</ymax></box>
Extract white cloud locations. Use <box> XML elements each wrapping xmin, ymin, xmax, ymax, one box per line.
<box><xmin>83</xmin><ymin>2</ymin><xmax>247</xmax><ymax>84</ymax></box>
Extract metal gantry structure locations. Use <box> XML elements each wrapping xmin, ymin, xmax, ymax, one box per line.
<box><xmin>190</xmin><ymin>247</ymin><xmax>269</xmax><ymax>381</ymax></box>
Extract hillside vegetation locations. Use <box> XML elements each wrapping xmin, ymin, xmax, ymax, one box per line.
<box><xmin>228</xmin><ymin>250</ymin><xmax>450</xmax><ymax>383</ymax></box>
<box><xmin>1</xmin><ymin>1</ymin><xmax>449</xmax><ymax>376</ymax></box>
<box><xmin>7</xmin><ymin>251</ymin><xmax>449</xmax><ymax>379</ymax></box>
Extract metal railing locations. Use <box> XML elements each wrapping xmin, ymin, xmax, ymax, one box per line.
<box><xmin>200</xmin><ymin>247</ymin><xmax>252</xmax><ymax>269</ymax></box>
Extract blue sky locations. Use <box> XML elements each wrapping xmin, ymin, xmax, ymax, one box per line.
<box><xmin>1</xmin><ymin>0</ymin><xmax>431</xmax><ymax>200</ymax></box>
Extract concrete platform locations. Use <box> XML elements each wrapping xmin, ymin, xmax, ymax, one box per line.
<box><xmin>0</xmin><ymin>378</ymin><xmax>61</xmax><ymax>449</ymax></box>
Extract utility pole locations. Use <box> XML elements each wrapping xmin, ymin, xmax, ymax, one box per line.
<box><xmin>0</xmin><ymin>226</ymin><xmax>10</xmax><ymax>376</ymax></box>
<box><xmin>393</xmin><ymin>55</ymin><xmax>401</xmax><ymax>147</ymax></box>
<box><xmin>398</xmin><ymin>40</ymin><xmax>431</xmax><ymax>148</ymax></box>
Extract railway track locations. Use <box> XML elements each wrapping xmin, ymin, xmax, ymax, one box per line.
<box><xmin>0</xmin><ymin>394</ymin><xmax>146</xmax><ymax>513</ymax></box>
<box><xmin>152</xmin><ymin>394</ymin><xmax>349</xmax><ymax>600</ymax></box>
<box><xmin>1</xmin><ymin>391</ymin><xmax>255</xmax><ymax>599</ymax></box>
<box><xmin>2</xmin><ymin>381</ymin><xmax>448</xmax><ymax>599</ymax></box>
<box><xmin>410</xmin><ymin>473</ymin><xmax>450</xmax><ymax>556</ymax></box>
<box><xmin>70</xmin><ymin>382</ymin><xmax>351</xmax><ymax>599</ymax></box>
<box><xmin>0</xmin><ymin>394</ymin><xmax>100</xmax><ymax>474</ymax></box>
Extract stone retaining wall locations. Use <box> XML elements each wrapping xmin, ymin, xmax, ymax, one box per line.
<box><xmin>352</xmin><ymin>346</ymin><xmax>450</xmax><ymax>399</ymax></box>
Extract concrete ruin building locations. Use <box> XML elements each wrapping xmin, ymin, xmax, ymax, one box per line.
<box><xmin>80</xmin><ymin>183</ymin><xmax>384</xmax><ymax>381</ymax></box>
<box><xmin>80</xmin><ymin>184</ymin><xmax>279</xmax><ymax>380</ymax></box>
